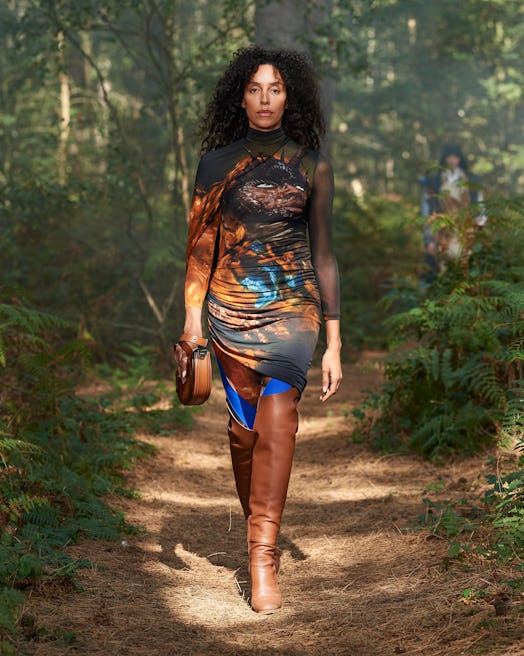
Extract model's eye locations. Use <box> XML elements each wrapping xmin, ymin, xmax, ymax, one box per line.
<box><xmin>296</xmin><ymin>185</ymin><xmax>305</xmax><ymax>192</ymax></box>
<box><xmin>271</xmin><ymin>87</ymin><xmax>281</xmax><ymax>94</ymax></box>
<box><xmin>256</xmin><ymin>183</ymin><xmax>274</xmax><ymax>189</ymax></box>
<box><xmin>249</xmin><ymin>87</ymin><xmax>259</xmax><ymax>93</ymax></box>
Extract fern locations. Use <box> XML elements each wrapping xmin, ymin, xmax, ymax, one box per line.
<box><xmin>0</xmin><ymin>300</ymin><xmax>70</xmax><ymax>367</ymax></box>
<box><xmin>0</xmin><ymin>294</ymin><xmax>156</xmax><ymax>642</ymax></box>
<box><xmin>0</xmin><ymin>423</ymin><xmax>43</xmax><ymax>469</ymax></box>
<box><xmin>500</xmin><ymin>389</ymin><xmax>524</xmax><ymax>444</ymax></box>
<box><xmin>353</xmin><ymin>197</ymin><xmax>524</xmax><ymax>456</ymax></box>
<box><xmin>0</xmin><ymin>588</ymin><xmax>25</xmax><ymax>633</ymax></box>
<box><xmin>482</xmin><ymin>467</ymin><xmax>524</xmax><ymax>562</ymax></box>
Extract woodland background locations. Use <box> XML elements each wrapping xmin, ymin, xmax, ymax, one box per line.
<box><xmin>2</xmin><ymin>0</ymin><xmax>524</xmax><ymax>350</ymax></box>
<box><xmin>1</xmin><ymin>1</ymin><xmax>523</xmax><ymax>652</ymax></box>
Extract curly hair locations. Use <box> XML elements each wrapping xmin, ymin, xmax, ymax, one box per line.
<box><xmin>200</xmin><ymin>45</ymin><xmax>325</xmax><ymax>152</ymax></box>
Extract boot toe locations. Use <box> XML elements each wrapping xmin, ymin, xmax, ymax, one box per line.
<box><xmin>251</xmin><ymin>593</ymin><xmax>282</xmax><ymax>614</ymax></box>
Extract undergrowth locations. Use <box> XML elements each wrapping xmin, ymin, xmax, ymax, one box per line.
<box><xmin>0</xmin><ymin>291</ymin><xmax>186</xmax><ymax>653</ymax></box>
<box><xmin>415</xmin><ymin>446</ymin><xmax>524</xmax><ymax>591</ymax></box>
<box><xmin>350</xmin><ymin>196</ymin><xmax>524</xmax><ymax>594</ymax></box>
<box><xmin>334</xmin><ymin>192</ymin><xmax>421</xmax><ymax>349</ymax></box>
<box><xmin>91</xmin><ymin>342</ymin><xmax>193</xmax><ymax>435</ymax></box>
<box><xmin>352</xmin><ymin>196</ymin><xmax>523</xmax><ymax>457</ymax></box>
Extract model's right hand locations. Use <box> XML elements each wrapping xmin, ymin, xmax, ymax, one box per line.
<box><xmin>174</xmin><ymin>343</ymin><xmax>189</xmax><ymax>383</ymax></box>
<box><xmin>175</xmin><ymin>308</ymin><xmax>203</xmax><ymax>383</ymax></box>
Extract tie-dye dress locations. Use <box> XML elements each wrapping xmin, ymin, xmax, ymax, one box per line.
<box><xmin>184</xmin><ymin>127</ymin><xmax>339</xmax><ymax>408</ymax></box>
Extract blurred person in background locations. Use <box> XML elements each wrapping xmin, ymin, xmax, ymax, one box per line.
<box><xmin>421</xmin><ymin>142</ymin><xmax>486</xmax><ymax>284</ymax></box>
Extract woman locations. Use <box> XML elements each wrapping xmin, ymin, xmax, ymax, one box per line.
<box><xmin>422</xmin><ymin>143</ymin><xmax>485</xmax><ymax>282</ymax></box>
<box><xmin>175</xmin><ymin>46</ymin><xmax>342</xmax><ymax>614</ymax></box>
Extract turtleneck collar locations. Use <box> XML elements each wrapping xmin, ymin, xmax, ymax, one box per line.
<box><xmin>246</xmin><ymin>126</ymin><xmax>287</xmax><ymax>145</ymax></box>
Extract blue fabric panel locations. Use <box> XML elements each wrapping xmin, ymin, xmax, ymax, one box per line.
<box><xmin>217</xmin><ymin>359</ymin><xmax>257</xmax><ymax>430</ymax></box>
<box><xmin>262</xmin><ymin>378</ymin><xmax>292</xmax><ymax>396</ymax></box>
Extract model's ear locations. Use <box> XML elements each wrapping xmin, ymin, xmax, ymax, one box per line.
<box><xmin>241</xmin><ymin>100</ymin><xmax>245</xmax><ymax>108</ymax></box>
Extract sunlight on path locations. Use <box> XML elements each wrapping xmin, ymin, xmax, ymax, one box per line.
<box><xmin>20</xmin><ymin>359</ymin><xmax>524</xmax><ymax>656</ymax></box>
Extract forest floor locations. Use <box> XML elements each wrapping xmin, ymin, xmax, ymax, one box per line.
<box><xmin>15</xmin><ymin>353</ymin><xmax>524</xmax><ymax>656</ymax></box>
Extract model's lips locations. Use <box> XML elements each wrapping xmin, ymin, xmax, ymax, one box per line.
<box><xmin>257</xmin><ymin>111</ymin><xmax>273</xmax><ymax>116</ymax></box>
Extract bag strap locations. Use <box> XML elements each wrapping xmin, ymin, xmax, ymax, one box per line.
<box><xmin>178</xmin><ymin>334</ymin><xmax>208</xmax><ymax>349</ymax></box>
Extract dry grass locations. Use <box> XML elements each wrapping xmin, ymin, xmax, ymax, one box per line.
<box><xmin>13</xmin><ymin>353</ymin><xmax>524</xmax><ymax>656</ymax></box>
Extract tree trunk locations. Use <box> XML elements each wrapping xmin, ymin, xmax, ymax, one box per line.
<box><xmin>254</xmin><ymin>0</ymin><xmax>334</xmax><ymax>152</ymax></box>
<box><xmin>255</xmin><ymin>0</ymin><xmax>308</xmax><ymax>50</ymax></box>
<box><xmin>57</xmin><ymin>32</ymin><xmax>70</xmax><ymax>184</ymax></box>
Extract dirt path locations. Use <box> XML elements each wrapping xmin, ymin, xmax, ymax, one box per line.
<box><xmin>20</xmin><ymin>354</ymin><xmax>523</xmax><ymax>656</ymax></box>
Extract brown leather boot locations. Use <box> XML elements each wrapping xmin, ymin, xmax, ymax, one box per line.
<box><xmin>228</xmin><ymin>417</ymin><xmax>255</xmax><ymax>519</ymax></box>
<box><xmin>248</xmin><ymin>386</ymin><xmax>299</xmax><ymax>614</ymax></box>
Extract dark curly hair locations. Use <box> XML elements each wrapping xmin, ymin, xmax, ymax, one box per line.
<box><xmin>200</xmin><ymin>45</ymin><xmax>325</xmax><ymax>152</ymax></box>
<box><xmin>439</xmin><ymin>143</ymin><xmax>469</xmax><ymax>173</ymax></box>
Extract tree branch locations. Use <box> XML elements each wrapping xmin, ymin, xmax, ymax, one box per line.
<box><xmin>139</xmin><ymin>279</ymin><xmax>164</xmax><ymax>325</ymax></box>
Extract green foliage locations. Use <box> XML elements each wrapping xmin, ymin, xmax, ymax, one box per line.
<box><xmin>420</xmin><ymin>496</ymin><xmax>478</xmax><ymax>539</ymax></box>
<box><xmin>4</xmin><ymin>0</ymin><xmax>522</xmax><ymax>355</ymax></box>
<box><xmin>0</xmin><ymin>292</ymin><xmax>156</xmax><ymax>642</ymax></box>
<box><xmin>0</xmin><ymin>589</ymin><xmax>25</xmax><ymax>634</ymax></box>
<box><xmin>352</xmin><ymin>199</ymin><xmax>524</xmax><ymax>456</ymax></box>
<box><xmin>484</xmin><ymin>452</ymin><xmax>524</xmax><ymax>562</ymax></box>
<box><xmin>416</xmin><ymin>449</ymin><xmax>524</xmax><ymax>584</ymax></box>
<box><xmin>333</xmin><ymin>0</ymin><xmax>524</xmax><ymax>197</ymax></box>
<box><xmin>92</xmin><ymin>342</ymin><xmax>194</xmax><ymax>434</ymax></box>
<box><xmin>0</xmin><ymin>301</ymin><xmax>70</xmax><ymax>367</ymax></box>
<box><xmin>334</xmin><ymin>192</ymin><xmax>422</xmax><ymax>347</ymax></box>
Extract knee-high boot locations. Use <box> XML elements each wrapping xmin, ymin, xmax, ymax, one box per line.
<box><xmin>228</xmin><ymin>418</ymin><xmax>256</xmax><ymax>519</ymax></box>
<box><xmin>248</xmin><ymin>387</ymin><xmax>299</xmax><ymax>614</ymax></box>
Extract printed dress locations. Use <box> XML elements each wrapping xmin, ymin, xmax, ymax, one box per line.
<box><xmin>185</xmin><ymin>127</ymin><xmax>339</xmax><ymax>413</ymax></box>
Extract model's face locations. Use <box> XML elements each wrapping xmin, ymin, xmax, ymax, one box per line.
<box><xmin>242</xmin><ymin>64</ymin><xmax>287</xmax><ymax>132</ymax></box>
<box><xmin>445</xmin><ymin>154</ymin><xmax>460</xmax><ymax>170</ymax></box>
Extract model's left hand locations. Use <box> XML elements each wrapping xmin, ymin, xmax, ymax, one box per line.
<box><xmin>320</xmin><ymin>347</ymin><xmax>343</xmax><ymax>402</ymax></box>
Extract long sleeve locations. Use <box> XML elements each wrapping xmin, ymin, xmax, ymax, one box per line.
<box><xmin>184</xmin><ymin>155</ymin><xmax>220</xmax><ymax>309</ymax></box>
<box><xmin>185</xmin><ymin>214</ymin><xmax>219</xmax><ymax>309</ymax></box>
<box><xmin>308</xmin><ymin>154</ymin><xmax>340</xmax><ymax>320</ymax></box>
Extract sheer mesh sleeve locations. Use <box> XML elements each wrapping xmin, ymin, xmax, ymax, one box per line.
<box><xmin>184</xmin><ymin>155</ymin><xmax>220</xmax><ymax>309</ymax></box>
<box><xmin>308</xmin><ymin>154</ymin><xmax>340</xmax><ymax>321</ymax></box>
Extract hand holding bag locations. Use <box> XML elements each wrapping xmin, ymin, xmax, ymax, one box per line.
<box><xmin>174</xmin><ymin>334</ymin><xmax>212</xmax><ymax>406</ymax></box>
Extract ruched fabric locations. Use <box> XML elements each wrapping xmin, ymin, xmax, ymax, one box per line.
<box><xmin>185</xmin><ymin>127</ymin><xmax>339</xmax><ymax>394</ymax></box>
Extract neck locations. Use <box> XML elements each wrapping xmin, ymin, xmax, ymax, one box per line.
<box><xmin>246</xmin><ymin>126</ymin><xmax>286</xmax><ymax>144</ymax></box>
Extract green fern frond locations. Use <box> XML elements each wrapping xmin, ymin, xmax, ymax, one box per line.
<box><xmin>441</xmin><ymin>348</ymin><xmax>454</xmax><ymax>385</ymax></box>
<box><xmin>450</xmin><ymin>280</ymin><xmax>476</xmax><ymax>296</ymax></box>
<box><xmin>0</xmin><ymin>302</ymin><xmax>71</xmax><ymax>369</ymax></box>
<box><xmin>0</xmin><ymin>436</ymin><xmax>43</xmax><ymax>460</ymax></box>
<box><xmin>2</xmin><ymin>494</ymin><xmax>50</xmax><ymax>523</ymax></box>
<box><xmin>23</xmin><ymin>502</ymin><xmax>61</xmax><ymax>528</ymax></box>
<box><xmin>500</xmin><ymin>389</ymin><xmax>524</xmax><ymax>442</ymax></box>
<box><xmin>0</xmin><ymin>303</ymin><xmax>69</xmax><ymax>337</ymax></box>
<box><xmin>412</xmin><ymin>413</ymin><xmax>455</xmax><ymax>455</ymax></box>
<box><xmin>0</xmin><ymin>587</ymin><xmax>25</xmax><ymax>632</ymax></box>
<box><xmin>467</xmin><ymin>361</ymin><xmax>507</xmax><ymax>407</ymax></box>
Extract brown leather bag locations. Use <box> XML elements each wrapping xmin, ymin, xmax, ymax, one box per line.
<box><xmin>175</xmin><ymin>334</ymin><xmax>212</xmax><ymax>406</ymax></box>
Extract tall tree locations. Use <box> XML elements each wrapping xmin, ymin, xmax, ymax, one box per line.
<box><xmin>255</xmin><ymin>0</ymin><xmax>335</xmax><ymax>148</ymax></box>
<box><xmin>1</xmin><ymin>0</ymin><xmax>253</xmax><ymax>351</ymax></box>
<box><xmin>57</xmin><ymin>31</ymin><xmax>70</xmax><ymax>184</ymax></box>
<box><xmin>254</xmin><ymin>0</ymin><xmax>368</xmax><ymax>151</ymax></box>
<box><xmin>255</xmin><ymin>0</ymin><xmax>328</xmax><ymax>49</ymax></box>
